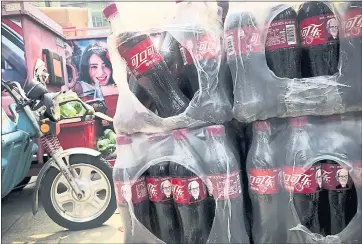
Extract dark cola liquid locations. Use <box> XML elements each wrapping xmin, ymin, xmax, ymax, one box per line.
<box><xmin>248</xmin><ymin>121</ymin><xmax>285</xmax><ymax>243</ymax></box>
<box><xmin>286</xmin><ymin>162</ymin><xmax>322</xmax><ymax>234</ymax></box>
<box><xmin>113</xmin><ymin>169</ymin><xmax>152</xmax><ymax>232</ymax></box>
<box><xmin>340</xmin><ymin>2</ymin><xmax>362</xmax><ymax>108</ymax></box>
<box><xmin>117</xmin><ymin>33</ymin><xmax>190</xmax><ymax>117</ymax></box>
<box><xmin>293</xmin><ymin>191</ymin><xmax>322</xmax><ymax>234</ymax></box>
<box><xmin>265</xmin><ymin>6</ymin><xmax>302</xmax><ymax>79</ymax></box>
<box><xmin>157</xmin><ymin>32</ymin><xmax>195</xmax><ymax>100</ymax></box>
<box><xmin>146</xmin><ymin>162</ymin><xmax>181</xmax><ymax>244</ymax></box>
<box><xmin>298</xmin><ymin>2</ymin><xmax>340</xmax><ymax>77</ymax></box>
<box><xmin>169</xmin><ymin>163</ymin><xmax>211</xmax><ymax>244</ymax></box>
<box><xmin>322</xmin><ymin>160</ymin><xmax>357</xmax><ymax>235</ymax></box>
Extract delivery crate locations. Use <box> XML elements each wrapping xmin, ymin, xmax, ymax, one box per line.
<box><xmin>58</xmin><ymin>119</ymin><xmax>99</xmax><ymax>150</ymax></box>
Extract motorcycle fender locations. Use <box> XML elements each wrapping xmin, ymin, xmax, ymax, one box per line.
<box><xmin>32</xmin><ymin>147</ymin><xmax>101</xmax><ymax>216</ymax></box>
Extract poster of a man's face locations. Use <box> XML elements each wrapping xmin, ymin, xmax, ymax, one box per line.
<box><xmin>327</xmin><ymin>18</ymin><xmax>339</xmax><ymax>41</ymax></box>
<box><xmin>67</xmin><ymin>39</ymin><xmax>115</xmax><ymax>97</ymax></box>
<box><xmin>336</xmin><ymin>168</ymin><xmax>349</xmax><ymax>189</ymax></box>
<box><xmin>161</xmin><ymin>179</ymin><xmax>172</xmax><ymax>200</ymax></box>
<box><xmin>188</xmin><ymin>180</ymin><xmax>200</xmax><ymax>202</ymax></box>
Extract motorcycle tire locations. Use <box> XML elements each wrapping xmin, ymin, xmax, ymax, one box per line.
<box><xmin>39</xmin><ymin>154</ymin><xmax>117</xmax><ymax>230</ymax></box>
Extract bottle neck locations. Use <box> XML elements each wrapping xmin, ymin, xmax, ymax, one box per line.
<box><xmin>108</xmin><ymin>13</ymin><xmax>121</xmax><ymax>34</ymax></box>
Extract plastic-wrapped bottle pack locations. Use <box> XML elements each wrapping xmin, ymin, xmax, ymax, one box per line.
<box><xmin>113</xmin><ymin>125</ymin><xmax>250</xmax><ymax>244</ymax></box>
<box><xmin>225</xmin><ymin>2</ymin><xmax>362</xmax><ymax>123</ymax></box>
<box><xmin>246</xmin><ymin>112</ymin><xmax>362</xmax><ymax>243</ymax></box>
<box><xmin>103</xmin><ymin>2</ymin><xmax>233</xmax><ymax>134</ymax></box>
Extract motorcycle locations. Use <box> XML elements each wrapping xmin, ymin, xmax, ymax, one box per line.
<box><xmin>1</xmin><ymin>78</ymin><xmax>117</xmax><ymax>230</ymax></box>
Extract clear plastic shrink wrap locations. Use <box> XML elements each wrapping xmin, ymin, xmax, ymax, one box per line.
<box><xmin>225</xmin><ymin>2</ymin><xmax>362</xmax><ymax>123</ymax></box>
<box><xmin>113</xmin><ymin>125</ymin><xmax>250</xmax><ymax>244</ymax></box>
<box><xmin>247</xmin><ymin>112</ymin><xmax>362</xmax><ymax>244</ymax></box>
<box><xmin>104</xmin><ymin>2</ymin><xmax>233</xmax><ymax>134</ymax></box>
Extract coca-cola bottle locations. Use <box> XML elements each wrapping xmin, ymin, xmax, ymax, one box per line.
<box><xmin>298</xmin><ymin>1</ymin><xmax>340</xmax><ymax>77</ymax></box>
<box><xmin>128</xmin><ymin>73</ymin><xmax>155</xmax><ymax>110</ymax></box>
<box><xmin>247</xmin><ymin>120</ymin><xmax>285</xmax><ymax>243</ymax></box>
<box><xmin>113</xmin><ymin>134</ymin><xmax>151</xmax><ymax>241</ymax></box>
<box><xmin>158</xmin><ymin>31</ymin><xmax>194</xmax><ymax>100</ymax></box>
<box><xmin>283</xmin><ymin>116</ymin><xmax>322</xmax><ymax>235</ymax></box>
<box><xmin>265</xmin><ymin>5</ymin><xmax>302</xmax><ymax>79</ymax></box>
<box><xmin>217</xmin><ymin>0</ymin><xmax>229</xmax><ymax>24</ymax></box>
<box><xmin>170</xmin><ymin>129</ymin><xmax>211</xmax><ymax>244</ymax></box>
<box><xmin>146</xmin><ymin>161</ymin><xmax>181</xmax><ymax>243</ymax></box>
<box><xmin>225</xmin><ymin>11</ymin><xmax>278</xmax><ymax>120</ymax></box>
<box><xmin>340</xmin><ymin>1</ymin><xmax>362</xmax><ymax>108</ymax></box>
<box><xmin>322</xmin><ymin>160</ymin><xmax>354</xmax><ymax>235</ymax></box>
<box><xmin>205</xmin><ymin>125</ymin><xmax>250</xmax><ymax>244</ymax></box>
<box><xmin>103</xmin><ymin>3</ymin><xmax>190</xmax><ymax>118</ymax></box>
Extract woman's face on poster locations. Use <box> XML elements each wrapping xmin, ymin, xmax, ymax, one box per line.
<box><xmin>88</xmin><ymin>54</ymin><xmax>111</xmax><ymax>86</ymax></box>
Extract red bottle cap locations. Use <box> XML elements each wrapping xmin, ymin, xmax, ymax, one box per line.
<box><xmin>254</xmin><ymin>121</ymin><xmax>270</xmax><ymax>131</ymax></box>
<box><xmin>176</xmin><ymin>0</ymin><xmax>184</xmax><ymax>3</ymax></box>
<box><xmin>103</xmin><ymin>3</ymin><xmax>118</xmax><ymax>20</ymax></box>
<box><xmin>289</xmin><ymin>116</ymin><xmax>308</xmax><ymax>127</ymax></box>
<box><xmin>206</xmin><ymin>125</ymin><xmax>224</xmax><ymax>136</ymax></box>
<box><xmin>116</xmin><ymin>134</ymin><xmax>132</xmax><ymax>145</ymax></box>
<box><xmin>172</xmin><ymin>129</ymin><xmax>188</xmax><ymax>140</ymax></box>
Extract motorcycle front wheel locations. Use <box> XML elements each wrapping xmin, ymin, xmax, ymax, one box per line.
<box><xmin>40</xmin><ymin>154</ymin><xmax>117</xmax><ymax>230</ymax></box>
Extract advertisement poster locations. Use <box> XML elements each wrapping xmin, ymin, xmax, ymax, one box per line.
<box><xmin>66</xmin><ymin>38</ymin><xmax>118</xmax><ymax>159</ymax></box>
<box><xmin>67</xmin><ymin>38</ymin><xmax>117</xmax><ymax>98</ymax></box>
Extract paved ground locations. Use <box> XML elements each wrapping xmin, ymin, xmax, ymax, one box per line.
<box><xmin>1</xmin><ymin>178</ymin><xmax>124</xmax><ymax>244</ymax></box>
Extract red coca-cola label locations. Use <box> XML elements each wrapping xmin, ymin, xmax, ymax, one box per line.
<box><xmin>114</xmin><ymin>176</ymin><xmax>148</xmax><ymax>205</ymax></box>
<box><xmin>322</xmin><ymin>162</ymin><xmax>353</xmax><ymax>190</ymax></box>
<box><xmin>352</xmin><ymin>161</ymin><xmax>362</xmax><ymax>187</ymax></box>
<box><xmin>248</xmin><ymin>168</ymin><xmax>281</xmax><ymax>194</ymax></box>
<box><xmin>206</xmin><ymin>171</ymin><xmax>242</xmax><ymax>200</ymax></box>
<box><xmin>146</xmin><ymin>176</ymin><xmax>173</xmax><ymax>202</ymax></box>
<box><xmin>171</xmin><ymin>176</ymin><xmax>206</xmax><ymax>204</ymax></box>
<box><xmin>343</xmin><ymin>8</ymin><xmax>362</xmax><ymax>39</ymax></box>
<box><xmin>266</xmin><ymin>19</ymin><xmax>298</xmax><ymax>50</ymax></box>
<box><xmin>180</xmin><ymin>34</ymin><xmax>217</xmax><ymax>65</ymax></box>
<box><xmin>299</xmin><ymin>15</ymin><xmax>340</xmax><ymax>46</ymax></box>
<box><xmin>120</xmin><ymin>38</ymin><xmax>163</xmax><ymax>77</ymax></box>
<box><xmin>283</xmin><ymin>165</ymin><xmax>322</xmax><ymax>193</ymax></box>
<box><xmin>225</xmin><ymin>26</ymin><xmax>263</xmax><ymax>56</ymax></box>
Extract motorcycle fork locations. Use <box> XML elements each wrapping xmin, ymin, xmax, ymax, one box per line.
<box><xmin>52</xmin><ymin>151</ymin><xmax>85</xmax><ymax>199</ymax></box>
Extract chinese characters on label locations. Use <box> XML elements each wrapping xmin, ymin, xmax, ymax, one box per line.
<box><xmin>300</xmin><ymin>15</ymin><xmax>339</xmax><ymax>47</ymax></box>
<box><xmin>180</xmin><ymin>34</ymin><xmax>218</xmax><ymax>65</ymax></box>
<box><xmin>171</xmin><ymin>176</ymin><xmax>206</xmax><ymax>204</ymax></box>
<box><xmin>266</xmin><ymin>19</ymin><xmax>298</xmax><ymax>50</ymax></box>
<box><xmin>119</xmin><ymin>38</ymin><xmax>163</xmax><ymax>77</ymax></box>
<box><xmin>207</xmin><ymin>171</ymin><xmax>242</xmax><ymax>200</ymax></box>
<box><xmin>225</xmin><ymin>26</ymin><xmax>264</xmax><ymax>56</ymax></box>
<box><xmin>114</xmin><ymin>176</ymin><xmax>148</xmax><ymax>205</ymax></box>
<box><xmin>343</xmin><ymin>9</ymin><xmax>362</xmax><ymax>38</ymax></box>
<box><xmin>249</xmin><ymin>168</ymin><xmax>281</xmax><ymax>194</ymax></box>
<box><xmin>283</xmin><ymin>165</ymin><xmax>322</xmax><ymax>193</ymax></box>
<box><xmin>146</xmin><ymin>176</ymin><xmax>173</xmax><ymax>202</ymax></box>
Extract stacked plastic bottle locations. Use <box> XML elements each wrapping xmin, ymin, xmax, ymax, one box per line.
<box><xmin>104</xmin><ymin>1</ymin><xmax>233</xmax><ymax>134</ymax></box>
<box><xmin>246</xmin><ymin>114</ymin><xmax>362</xmax><ymax>243</ymax></box>
<box><xmin>103</xmin><ymin>1</ymin><xmax>252</xmax><ymax>244</ymax></box>
<box><xmin>224</xmin><ymin>1</ymin><xmax>362</xmax><ymax>243</ymax></box>
<box><xmin>225</xmin><ymin>2</ymin><xmax>362</xmax><ymax>122</ymax></box>
<box><xmin>113</xmin><ymin>125</ymin><xmax>250</xmax><ymax>244</ymax></box>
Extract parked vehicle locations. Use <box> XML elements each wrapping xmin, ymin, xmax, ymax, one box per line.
<box><xmin>1</xmin><ymin>77</ymin><xmax>116</xmax><ymax>230</ymax></box>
